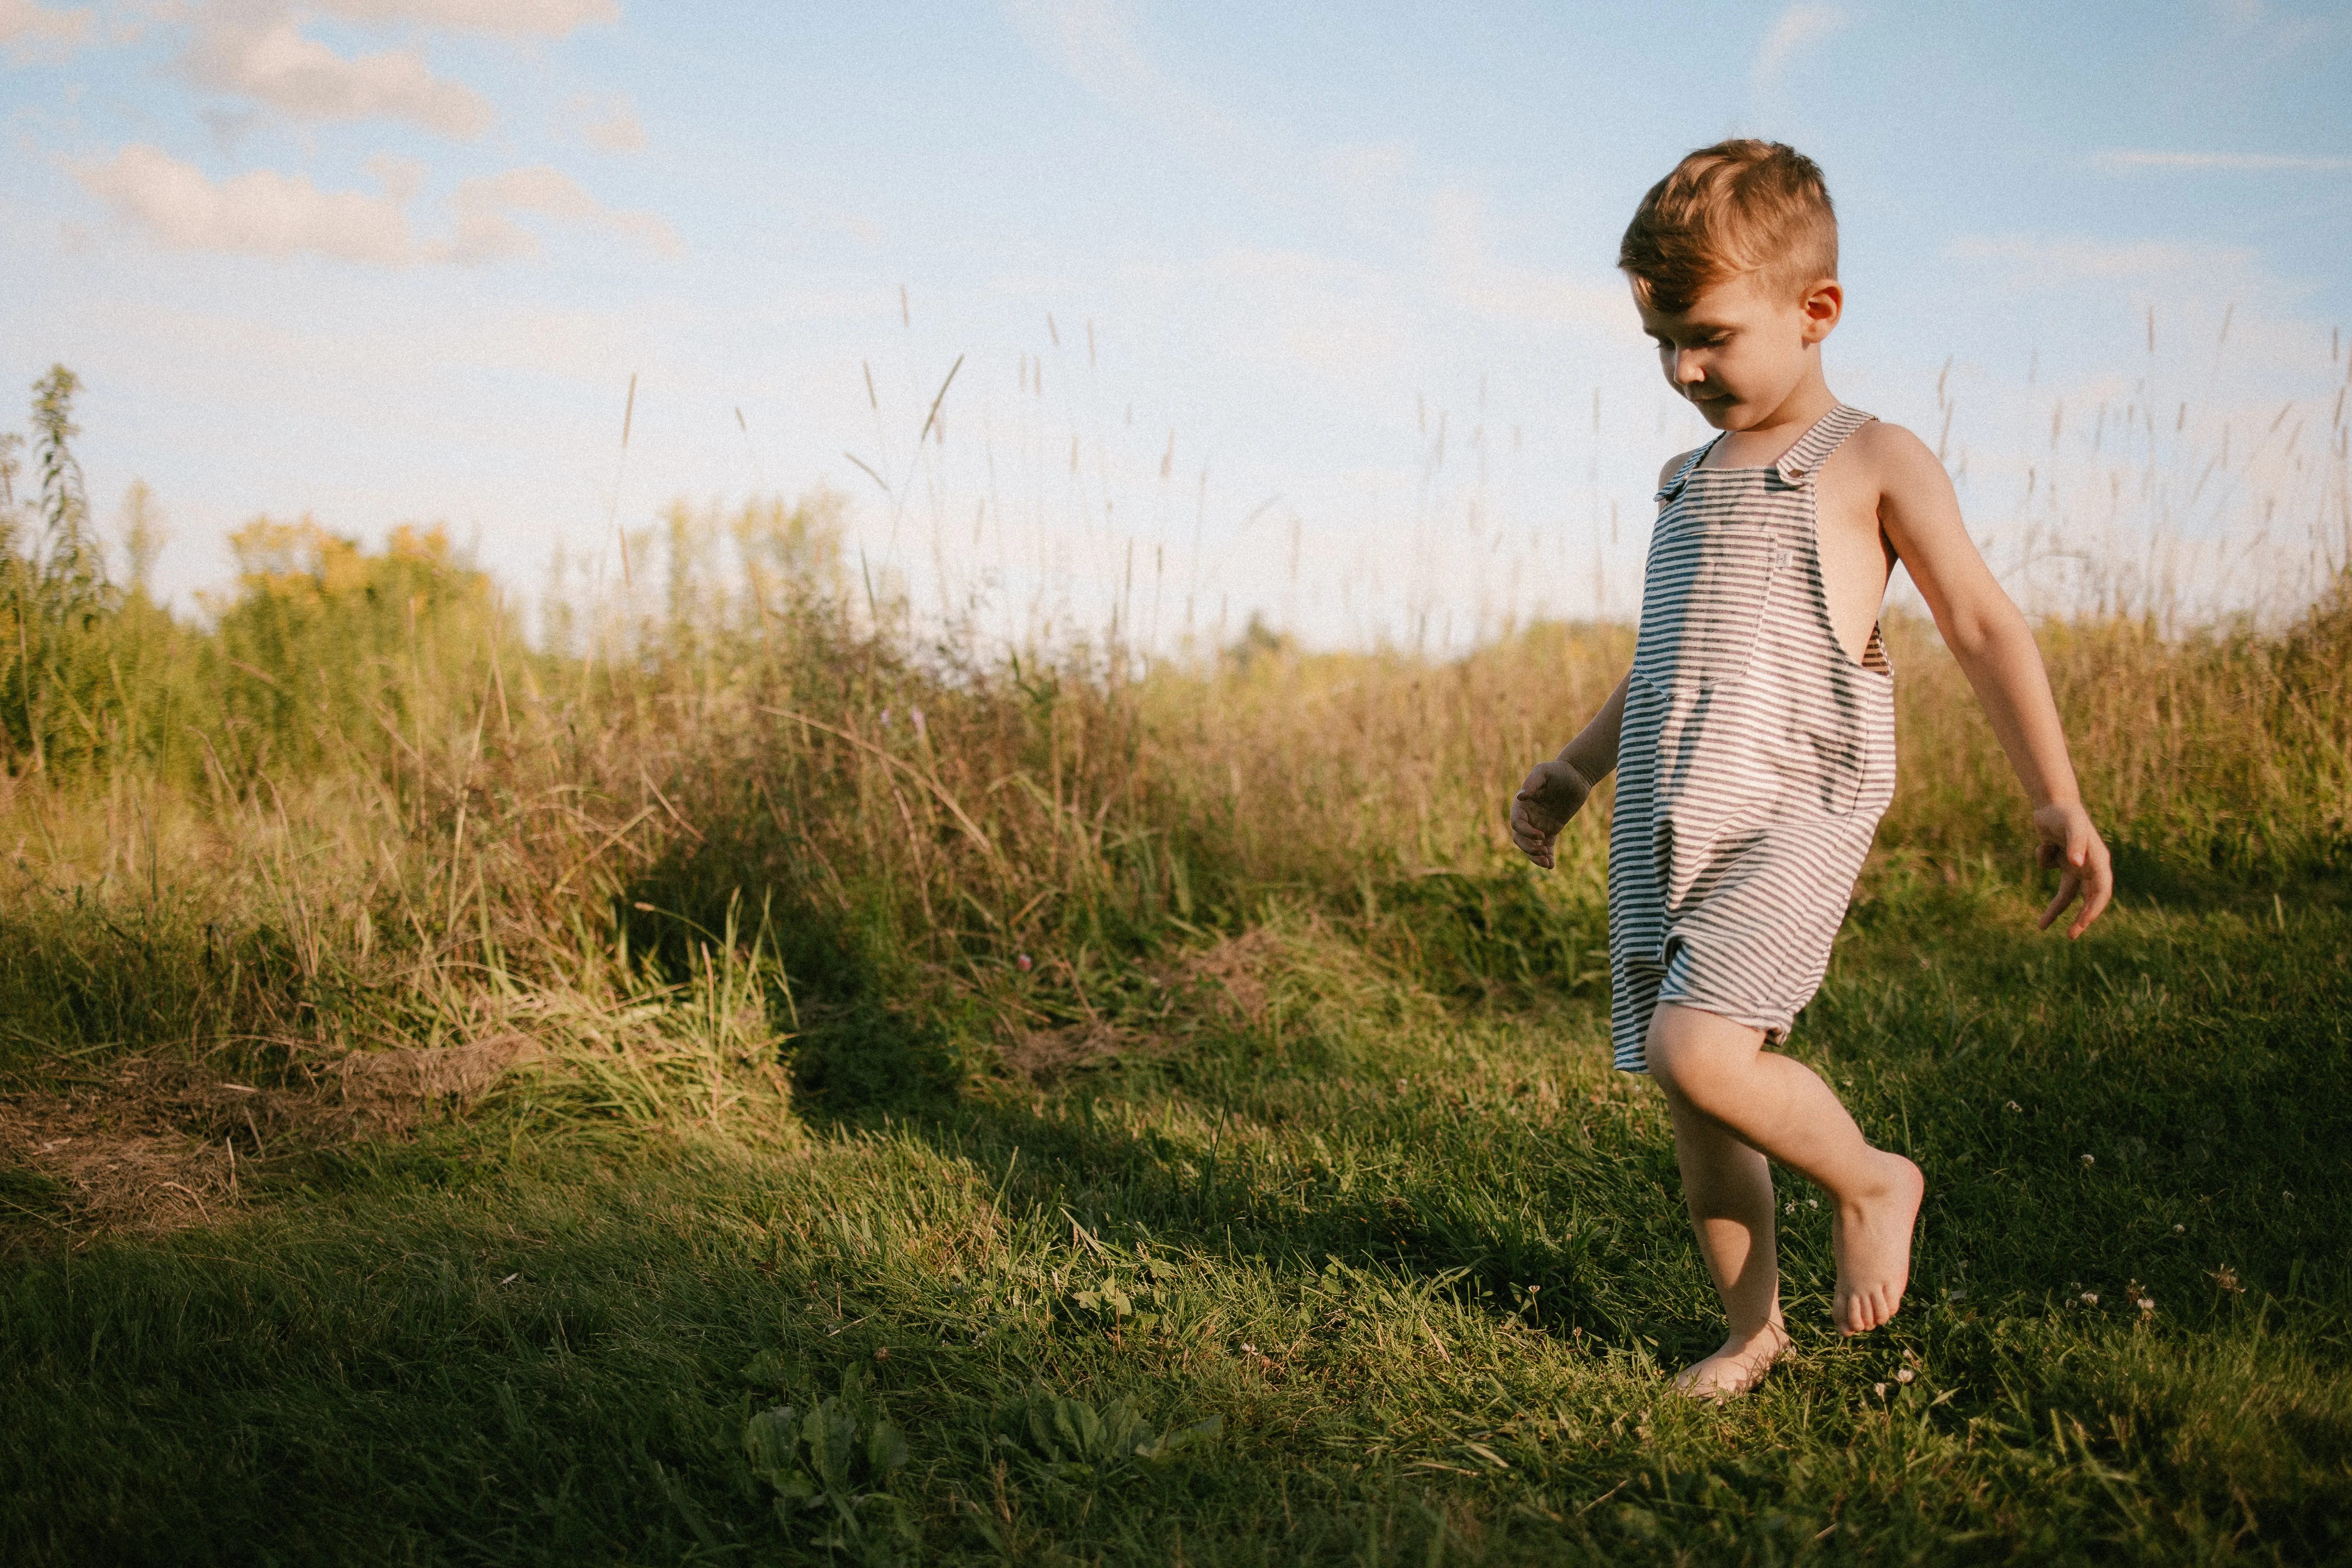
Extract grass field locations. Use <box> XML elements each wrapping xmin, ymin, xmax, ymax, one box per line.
<box><xmin>3</xmin><ymin>374</ymin><xmax>2350</xmax><ymax>1562</ymax></box>
<box><xmin>3</xmin><ymin>878</ymin><xmax>2347</xmax><ymax>1564</ymax></box>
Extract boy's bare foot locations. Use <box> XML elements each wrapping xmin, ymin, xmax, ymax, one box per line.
<box><xmin>1672</xmin><ymin>1319</ymin><xmax>1790</xmax><ymax>1402</ymax></box>
<box><xmin>1831</xmin><ymin>1152</ymin><xmax>1924</xmax><ymax>1334</ymax></box>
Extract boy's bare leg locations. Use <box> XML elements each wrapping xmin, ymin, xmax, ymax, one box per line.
<box><xmin>1660</xmin><ymin>1077</ymin><xmax>1790</xmax><ymax>1398</ymax></box>
<box><xmin>1648</xmin><ymin>1003</ymin><xmax>1923</xmax><ymax>1340</ymax></box>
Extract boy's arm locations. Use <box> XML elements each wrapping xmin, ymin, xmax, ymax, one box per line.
<box><xmin>1510</xmin><ymin>671</ymin><xmax>1629</xmax><ymax>870</ymax></box>
<box><xmin>1865</xmin><ymin>425</ymin><xmax>2114</xmax><ymax>936</ymax></box>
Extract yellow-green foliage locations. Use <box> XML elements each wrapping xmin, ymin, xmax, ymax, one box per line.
<box><xmin>200</xmin><ymin>516</ymin><xmax>507</xmax><ymax>781</ymax></box>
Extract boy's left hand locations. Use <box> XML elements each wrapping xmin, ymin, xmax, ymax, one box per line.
<box><xmin>2033</xmin><ymin>802</ymin><xmax>2113</xmax><ymax>938</ymax></box>
<box><xmin>1510</xmin><ymin>759</ymin><xmax>1593</xmax><ymax>870</ymax></box>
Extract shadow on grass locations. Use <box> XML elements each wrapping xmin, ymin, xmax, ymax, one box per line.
<box><xmin>17</xmin><ymin>880</ymin><xmax>2349</xmax><ymax>1562</ymax></box>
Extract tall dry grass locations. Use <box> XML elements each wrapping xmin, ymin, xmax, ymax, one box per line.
<box><xmin>1882</xmin><ymin>597</ymin><xmax>2352</xmax><ymax>880</ymax></box>
<box><xmin>9</xmin><ymin>490</ymin><xmax>2345</xmax><ymax>1122</ymax></box>
<box><xmin>3</xmin><ymin>357</ymin><xmax>2346</xmax><ymax>1127</ymax></box>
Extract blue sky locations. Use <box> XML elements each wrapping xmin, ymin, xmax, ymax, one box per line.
<box><xmin>3</xmin><ymin>0</ymin><xmax>2348</xmax><ymax>646</ymax></box>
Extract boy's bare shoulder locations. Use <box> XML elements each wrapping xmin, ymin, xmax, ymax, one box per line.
<box><xmin>1840</xmin><ymin>419</ymin><xmax>1952</xmax><ymax>500</ymax></box>
<box><xmin>1657</xmin><ymin>447</ymin><xmax>1706</xmax><ymax>491</ymax></box>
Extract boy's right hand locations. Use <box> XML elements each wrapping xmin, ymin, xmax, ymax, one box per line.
<box><xmin>1510</xmin><ymin>759</ymin><xmax>1593</xmax><ymax>870</ymax></box>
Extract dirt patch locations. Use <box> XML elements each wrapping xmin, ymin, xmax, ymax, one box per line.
<box><xmin>1166</xmin><ymin>928</ymin><xmax>1281</xmax><ymax>1027</ymax></box>
<box><xmin>1000</xmin><ymin>1020</ymin><xmax>1140</xmax><ymax>1084</ymax></box>
<box><xmin>329</xmin><ymin>1032</ymin><xmax>544</xmax><ymax>1107</ymax></box>
<box><xmin>0</xmin><ymin>1034</ymin><xmax>543</xmax><ymax>1246</ymax></box>
<box><xmin>996</xmin><ymin>931</ymin><xmax>1287</xmax><ymax>1085</ymax></box>
<box><xmin>0</xmin><ymin>1088</ymin><xmax>235</xmax><ymax>1238</ymax></box>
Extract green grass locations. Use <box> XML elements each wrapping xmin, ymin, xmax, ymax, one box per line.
<box><xmin>5</xmin><ymin>875</ymin><xmax>2347</xmax><ymax>1565</ymax></box>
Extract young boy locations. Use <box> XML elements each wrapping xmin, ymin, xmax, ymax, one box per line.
<box><xmin>1509</xmin><ymin>141</ymin><xmax>2113</xmax><ymax>1400</ymax></box>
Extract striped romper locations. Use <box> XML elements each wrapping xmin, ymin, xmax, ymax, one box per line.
<box><xmin>1608</xmin><ymin>403</ymin><xmax>1897</xmax><ymax>1072</ymax></box>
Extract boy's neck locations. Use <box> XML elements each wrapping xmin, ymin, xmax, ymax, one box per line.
<box><xmin>1711</xmin><ymin>366</ymin><xmax>1838</xmax><ymax>467</ymax></box>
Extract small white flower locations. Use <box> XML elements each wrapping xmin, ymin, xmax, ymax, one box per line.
<box><xmin>1873</xmin><ymin>1382</ymin><xmax>1887</xmax><ymax>1398</ymax></box>
<box><xmin>1896</xmin><ymin>1368</ymin><xmax>1914</xmax><ymax>1384</ymax></box>
<box><xmin>1785</xmin><ymin>1201</ymin><xmax>1796</xmax><ymax>1216</ymax></box>
<box><xmin>1806</xmin><ymin>1198</ymin><xmax>1819</xmax><ymax>1210</ymax></box>
<box><xmin>2173</xmin><ymin>1224</ymin><xmax>2185</xmax><ymax>1233</ymax></box>
<box><xmin>2138</xmin><ymin>1297</ymin><xmax>2156</xmax><ymax>1315</ymax></box>
<box><xmin>2081</xmin><ymin>1154</ymin><xmax>2095</xmax><ymax>1167</ymax></box>
<box><xmin>2004</xmin><ymin>1100</ymin><xmax>2023</xmax><ymax>1113</ymax></box>
<box><xmin>2080</xmin><ymin>1292</ymin><xmax>2099</xmax><ymax>1306</ymax></box>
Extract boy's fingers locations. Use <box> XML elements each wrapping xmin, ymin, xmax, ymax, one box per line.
<box><xmin>1506</xmin><ymin>806</ymin><xmax>1553</xmax><ymax>867</ymax></box>
<box><xmin>2070</xmin><ymin>847</ymin><xmax>2114</xmax><ymax>937</ymax></box>
<box><xmin>2038</xmin><ymin>870</ymin><xmax>2080</xmax><ymax>931</ymax></box>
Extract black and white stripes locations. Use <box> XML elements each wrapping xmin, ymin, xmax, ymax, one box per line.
<box><xmin>1608</xmin><ymin>404</ymin><xmax>1897</xmax><ymax>1072</ymax></box>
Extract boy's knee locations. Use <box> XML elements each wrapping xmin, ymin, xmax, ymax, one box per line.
<box><xmin>1651</xmin><ymin>1040</ymin><xmax>1724</xmax><ymax>1113</ymax></box>
<box><xmin>1646</xmin><ymin>1010</ymin><xmax>1760</xmax><ymax>1116</ymax></box>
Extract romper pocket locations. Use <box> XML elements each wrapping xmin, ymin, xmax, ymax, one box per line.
<box><xmin>1812</xmin><ymin>664</ymin><xmax>1895</xmax><ymax>816</ymax></box>
<box><xmin>1640</xmin><ymin>503</ymin><xmax>1776</xmax><ymax>691</ymax></box>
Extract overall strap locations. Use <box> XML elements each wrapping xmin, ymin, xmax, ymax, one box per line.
<box><xmin>1775</xmin><ymin>404</ymin><xmax>1876</xmax><ymax>485</ymax></box>
<box><xmin>1654</xmin><ymin>435</ymin><xmax>1720</xmax><ymax>501</ymax></box>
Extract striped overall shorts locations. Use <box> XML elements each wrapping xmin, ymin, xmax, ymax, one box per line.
<box><xmin>1607</xmin><ymin>403</ymin><xmax>1897</xmax><ymax>1072</ymax></box>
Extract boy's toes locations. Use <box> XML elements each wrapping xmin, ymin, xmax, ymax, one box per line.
<box><xmin>1830</xmin><ymin>1155</ymin><xmax>1923</xmax><ymax>1336</ymax></box>
<box><xmin>1840</xmin><ymin>1282</ymin><xmax>1902</xmax><ymax>1335</ymax></box>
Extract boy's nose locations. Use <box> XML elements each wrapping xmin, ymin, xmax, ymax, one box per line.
<box><xmin>1674</xmin><ymin>351</ymin><xmax>1706</xmax><ymax>384</ymax></box>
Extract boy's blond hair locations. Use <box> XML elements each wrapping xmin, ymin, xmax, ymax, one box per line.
<box><xmin>1619</xmin><ymin>140</ymin><xmax>1838</xmax><ymax>314</ymax></box>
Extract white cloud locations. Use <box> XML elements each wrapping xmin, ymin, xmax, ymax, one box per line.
<box><xmin>77</xmin><ymin>142</ymin><xmax>417</xmax><ymax>263</ymax></box>
<box><xmin>446</xmin><ymin>164</ymin><xmax>683</xmax><ymax>262</ymax></box>
<box><xmin>570</xmin><ymin>92</ymin><xmax>643</xmax><ymax>152</ymax></box>
<box><xmin>1318</xmin><ymin>140</ymin><xmax>1412</xmax><ymax>199</ymax></box>
<box><xmin>1004</xmin><ymin>0</ymin><xmax>1243</xmax><ymax>148</ymax></box>
<box><xmin>2205</xmin><ymin>0</ymin><xmax>2346</xmax><ymax>59</ymax></box>
<box><xmin>76</xmin><ymin>144</ymin><xmax>683</xmax><ymax>266</ymax></box>
<box><xmin>184</xmin><ymin>3</ymin><xmax>496</xmax><ymax>137</ymax></box>
<box><xmin>364</xmin><ymin>150</ymin><xmax>424</xmax><ymax>202</ymax></box>
<box><xmin>1948</xmin><ymin>233</ymin><xmax>2261</xmax><ymax>285</ymax></box>
<box><xmin>1432</xmin><ymin>187</ymin><xmax>1623</xmax><ymax>329</ymax></box>
<box><xmin>0</xmin><ymin>0</ymin><xmax>92</xmax><ymax>61</ymax></box>
<box><xmin>312</xmin><ymin>0</ymin><xmax>616</xmax><ymax>34</ymax></box>
<box><xmin>583</xmin><ymin>109</ymin><xmax>641</xmax><ymax>152</ymax></box>
<box><xmin>2091</xmin><ymin>149</ymin><xmax>2352</xmax><ymax>173</ymax></box>
<box><xmin>1752</xmin><ymin>2</ymin><xmax>1849</xmax><ymax>93</ymax></box>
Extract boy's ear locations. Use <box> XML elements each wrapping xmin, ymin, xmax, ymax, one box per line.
<box><xmin>1800</xmin><ymin>279</ymin><xmax>1843</xmax><ymax>343</ymax></box>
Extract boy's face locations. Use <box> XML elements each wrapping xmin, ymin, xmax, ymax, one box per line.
<box><xmin>1635</xmin><ymin>270</ymin><xmax>1841</xmax><ymax>432</ymax></box>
